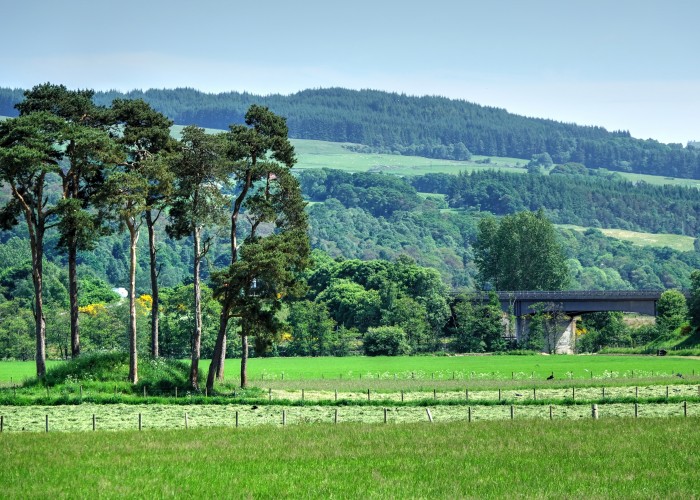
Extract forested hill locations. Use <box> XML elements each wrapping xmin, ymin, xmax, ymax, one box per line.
<box><xmin>1</xmin><ymin>86</ymin><xmax>699</xmax><ymax>178</ymax></box>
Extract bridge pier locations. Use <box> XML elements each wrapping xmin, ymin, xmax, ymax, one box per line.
<box><xmin>515</xmin><ymin>315</ymin><xmax>578</xmax><ymax>354</ymax></box>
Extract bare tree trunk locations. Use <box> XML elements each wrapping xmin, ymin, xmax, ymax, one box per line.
<box><xmin>32</xmin><ymin>239</ymin><xmax>46</xmax><ymax>379</ymax></box>
<box><xmin>206</xmin><ymin>305</ymin><xmax>230</xmax><ymax>392</ymax></box>
<box><xmin>190</xmin><ymin>227</ymin><xmax>202</xmax><ymax>390</ymax></box>
<box><xmin>68</xmin><ymin>241</ymin><xmax>80</xmax><ymax>358</ymax></box>
<box><xmin>146</xmin><ymin>210</ymin><xmax>159</xmax><ymax>358</ymax></box>
<box><xmin>128</xmin><ymin>223</ymin><xmax>139</xmax><ymax>384</ymax></box>
<box><xmin>216</xmin><ymin>333</ymin><xmax>226</xmax><ymax>381</ymax></box>
<box><xmin>240</xmin><ymin>332</ymin><xmax>248</xmax><ymax>388</ymax></box>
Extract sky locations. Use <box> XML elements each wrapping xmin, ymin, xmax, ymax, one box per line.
<box><xmin>2</xmin><ymin>0</ymin><xmax>699</xmax><ymax>144</ymax></box>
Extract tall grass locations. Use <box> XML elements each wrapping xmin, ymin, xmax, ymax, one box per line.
<box><xmin>1</xmin><ymin>418</ymin><xmax>698</xmax><ymax>497</ymax></box>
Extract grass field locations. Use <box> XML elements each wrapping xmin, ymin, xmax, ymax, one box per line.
<box><xmin>0</xmin><ymin>401</ymin><xmax>697</xmax><ymax>432</ymax></box>
<box><xmin>558</xmin><ymin>224</ymin><xmax>696</xmax><ymax>252</ymax></box>
<box><xmin>3</xmin><ymin>355</ymin><xmax>699</xmax><ymax>385</ymax></box>
<box><xmin>1</xmin><ymin>418</ymin><xmax>698</xmax><ymax>497</ymax></box>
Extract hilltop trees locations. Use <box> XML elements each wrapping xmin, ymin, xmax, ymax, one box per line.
<box><xmin>0</xmin><ymin>112</ymin><xmax>65</xmax><ymax>377</ymax></box>
<box><xmin>110</xmin><ymin>98</ymin><xmax>175</xmax><ymax>359</ymax></box>
<box><xmin>474</xmin><ymin>210</ymin><xmax>569</xmax><ymax>291</ymax></box>
<box><xmin>167</xmin><ymin>126</ymin><xmax>229</xmax><ymax>389</ymax></box>
<box><xmin>15</xmin><ymin>83</ymin><xmax>119</xmax><ymax>358</ymax></box>
<box><xmin>207</xmin><ymin>105</ymin><xmax>310</xmax><ymax>390</ymax></box>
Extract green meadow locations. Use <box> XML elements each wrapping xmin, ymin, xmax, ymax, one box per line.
<box><xmin>2</xmin><ymin>355</ymin><xmax>699</xmax><ymax>385</ymax></box>
<box><xmin>558</xmin><ymin>224</ymin><xmax>696</xmax><ymax>252</ymax></box>
<box><xmin>1</xmin><ymin>419</ymin><xmax>698</xmax><ymax>497</ymax></box>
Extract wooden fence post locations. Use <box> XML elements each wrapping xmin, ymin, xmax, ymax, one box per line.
<box><xmin>1</xmin><ymin>415</ymin><xmax>3</xmax><ymax>433</ymax></box>
<box><xmin>282</xmin><ymin>410</ymin><xmax>286</xmax><ymax>426</ymax></box>
<box><xmin>433</xmin><ymin>389</ymin><xmax>437</xmax><ymax>400</ymax></box>
<box><xmin>384</xmin><ymin>408</ymin><xmax>387</xmax><ymax>424</ymax></box>
<box><xmin>533</xmin><ymin>388</ymin><xmax>537</xmax><ymax>401</ymax></box>
<box><xmin>235</xmin><ymin>411</ymin><xmax>239</xmax><ymax>428</ymax></box>
<box><xmin>635</xmin><ymin>386</ymin><xmax>638</xmax><ymax>399</ymax></box>
<box><xmin>45</xmin><ymin>415</ymin><xmax>48</xmax><ymax>433</ymax></box>
<box><xmin>143</xmin><ymin>386</ymin><xmax>146</xmax><ymax>398</ymax></box>
<box><xmin>510</xmin><ymin>405</ymin><xmax>514</xmax><ymax>420</ymax></box>
<box><xmin>334</xmin><ymin>409</ymin><xmax>338</xmax><ymax>424</ymax></box>
<box><xmin>468</xmin><ymin>406</ymin><xmax>471</xmax><ymax>422</ymax></box>
<box><xmin>498</xmin><ymin>388</ymin><xmax>501</xmax><ymax>401</ymax></box>
<box><xmin>269</xmin><ymin>388</ymin><xmax>272</xmax><ymax>401</ymax></box>
<box><xmin>139</xmin><ymin>413</ymin><xmax>142</xmax><ymax>431</ymax></box>
<box><xmin>175</xmin><ymin>387</ymin><xmax>178</xmax><ymax>398</ymax></box>
<box><xmin>93</xmin><ymin>414</ymin><xmax>96</xmax><ymax>431</ymax></box>
<box><xmin>401</xmin><ymin>390</ymin><xmax>404</xmax><ymax>402</ymax></box>
<box><xmin>185</xmin><ymin>413</ymin><xmax>188</xmax><ymax>429</ymax></box>
<box><xmin>367</xmin><ymin>389</ymin><xmax>370</xmax><ymax>402</ymax></box>
<box><xmin>684</xmin><ymin>401</ymin><xmax>687</xmax><ymax>417</ymax></box>
<box><xmin>426</xmin><ymin>408</ymin><xmax>433</xmax><ymax>423</ymax></box>
<box><xmin>549</xmin><ymin>405</ymin><xmax>553</xmax><ymax>420</ymax></box>
<box><xmin>634</xmin><ymin>402</ymin><xmax>638</xmax><ymax>418</ymax></box>
<box><xmin>602</xmin><ymin>387</ymin><xmax>605</xmax><ymax>398</ymax></box>
<box><xmin>666</xmin><ymin>386</ymin><xmax>669</xmax><ymax>399</ymax></box>
<box><xmin>591</xmin><ymin>404</ymin><xmax>598</xmax><ymax>419</ymax></box>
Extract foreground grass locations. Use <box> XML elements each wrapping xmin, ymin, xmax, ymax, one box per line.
<box><xmin>1</xmin><ymin>418</ymin><xmax>698</xmax><ymax>497</ymax></box>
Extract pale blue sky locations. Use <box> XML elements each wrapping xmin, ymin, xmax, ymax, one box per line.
<box><xmin>2</xmin><ymin>0</ymin><xmax>699</xmax><ymax>143</ymax></box>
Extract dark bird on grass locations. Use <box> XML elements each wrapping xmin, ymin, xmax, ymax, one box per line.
<box><xmin>251</xmin><ymin>405</ymin><xmax>258</xmax><ymax>410</ymax></box>
<box><xmin>676</xmin><ymin>373</ymin><xmax>684</xmax><ymax>378</ymax></box>
<box><xmin>547</xmin><ymin>373</ymin><xmax>554</xmax><ymax>380</ymax></box>
<box><xmin>515</xmin><ymin>393</ymin><xmax>523</xmax><ymax>397</ymax></box>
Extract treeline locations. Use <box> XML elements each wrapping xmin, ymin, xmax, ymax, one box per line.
<box><xmin>0</xmin><ymin>83</ymin><xmax>308</xmax><ymax>391</ymax></box>
<box><xmin>414</xmin><ymin>170</ymin><xmax>700</xmax><ymax>236</ymax></box>
<box><xmin>2</xmin><ymin>87</ymin><xmax>699</xmax><ymax>178</ymax></box>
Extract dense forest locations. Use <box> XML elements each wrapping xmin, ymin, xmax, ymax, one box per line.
<box><xmin>412</xmin><ymin>169</ymin><xmax>700</xmax><ymax>236</ymax></box>
<box><xmin>2</xmin><ymin>87</ymin><xmax>699</xmax><ymax>178</ymax></box>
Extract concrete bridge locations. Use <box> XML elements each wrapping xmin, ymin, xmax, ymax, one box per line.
<box><xmin>495</xmin><ymin>290</ymin><xmax>665</xmax><ymax>317</ymax></box>
<box><xmin>479</xmin><ymin>290</ymin><xmax>668</xmax><ymax>354</ymax></box>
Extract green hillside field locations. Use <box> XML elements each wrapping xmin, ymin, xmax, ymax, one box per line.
<box><xmin>558</xmin><ymin>225</ymin><xmax>696</xmax><ymax>252</ymax></box>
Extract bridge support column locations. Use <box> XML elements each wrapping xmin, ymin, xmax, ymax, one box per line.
<box><xmin>514</xmin><ymin>315</ymin><xmax>577</xmax><ymax>354</ymax></box>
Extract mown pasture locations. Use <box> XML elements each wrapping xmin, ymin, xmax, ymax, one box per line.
<box><xmin>1</xmin><ymin>419</ymin><xmax>698</xmax><ymax>497</ymax></box>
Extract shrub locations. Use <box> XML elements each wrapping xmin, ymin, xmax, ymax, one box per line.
<box><xmin>363</xmin><ymin>326</ymin><xmax>411</xmax><ymax>356</ymax></box>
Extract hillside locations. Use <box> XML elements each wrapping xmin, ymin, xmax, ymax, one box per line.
<box><xmin>2</xmin><ymin>86</ymin><xmax>699</xmax><ymax>179</ymax></box>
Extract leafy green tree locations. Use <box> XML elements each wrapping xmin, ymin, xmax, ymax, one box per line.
<box><xmin>451</xmin><ymin>292</ymin><xmax>505</xmax><ymax>353</ymax></box>
<box><xmin>316</xmin><ymin>279</ymin><xmax>381</xmax><ymax>332</ymax></box>
<box><xmin>96</xmin><ymin>163</ymin><xmax>149</xmax><ymax>383</ymax></box>
<box><xmin>110</xmin><ymin>98</ymin><xmax>175</xmax><ymax>359</ymax></box>
<box><xmin>656</xmin><ymin>289</ymin><xmax>688</xmax><ymax>333</ymax></box>
<box><xmin>0</xmin><ymin>112</ymin><xmax>64</xmax><ymax>377</ymax></box>
<box><xmin>286</xmin><ymin>300</ymin><xmax>337</xmax><ymax>356</ymax></box>
<box><xmin>0</xmin><ymin>301</ymin><xmax>35</xmax><ymax>360</ymax></box>
<box><xmin>474</xmin><ymin>210</ymin><xmax>569</xmax><ymax>291</ymax></box>
<box><xmin>167</xmin><ymin>126</ymin><xmax>228</xmax><ymax>389</ymax></box>
<box><xmin>16</xmin><ymin>83</ymin><xmax>118</xmax><ymax>359</ymax></box>
<box><xmin>207</xmin><ymin>105</ymin><xmax>310</xmax><ymax>390</ymax></box>
<box><xmin>363</xmin><ymin>325</ymin><xmax>411</xmax><ymax>356</ymax></box>
<box><xmin>159</xmin><ymin>283</ymin><xmax>222</xmax><ymax>359</ymax></box>
<box><xmin>578</xmin><ymin>312</ymin><xmax>630</xmax><ymax>352</ymax></box>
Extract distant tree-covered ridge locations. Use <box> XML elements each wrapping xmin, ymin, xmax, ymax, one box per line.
<box><xmin>2</xmin><ymin>86</ymin><xmax>699</xmax><ymax>179</ymax></box>
<box><xmin>414</xmin><ymin>170</ymin><xmax>700</xmax><ymax>237</ymax></box>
